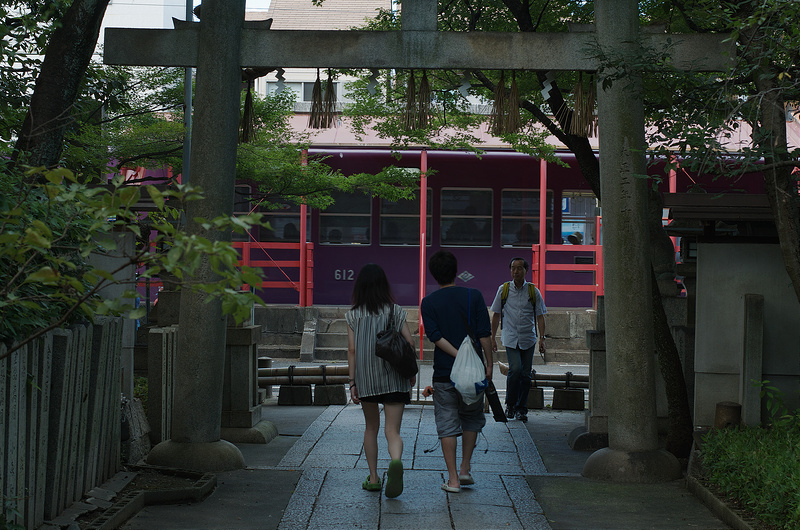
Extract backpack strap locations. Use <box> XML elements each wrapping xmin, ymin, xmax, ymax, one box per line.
<box><xmin>499</xmin><ymin>281</ymin><xmax>510</xmax><ymax>330</ymax></box>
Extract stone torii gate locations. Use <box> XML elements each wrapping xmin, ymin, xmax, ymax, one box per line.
<box><xmin>105</xmin><ymin>0</ymin><xmax>733</xmax><ymax>481</ymax></box>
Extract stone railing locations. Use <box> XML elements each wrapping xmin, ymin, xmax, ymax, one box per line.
<box><xmin>0</xmin><ymin>317</ymin><xmax>123</xmax><ymax>529</ymax></box>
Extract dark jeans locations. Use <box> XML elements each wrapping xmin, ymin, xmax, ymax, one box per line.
<box><xmin>505</xmin><ymin>345</ymin><xmax>534</xmax><ymax>413</ymax></box>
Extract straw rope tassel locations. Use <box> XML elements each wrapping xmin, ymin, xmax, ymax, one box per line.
<box><xmin>322</xmin><ymin>69</ymin><xmax>337</xmax><ymax>128</ymax></box>
<box><xmin>569</xmin><ymin>72</ymin><xmax>597</xmax><ymax>137</ymax></box>
<box><xmin>308</xmin><ymin>68</ymin><xmax>324</xmax><ymax>128</ymax></box>
<box><xmin>506</xmin><ymin>71</ymin><xmax>521</xmax><ymax>134</ymax></box>
<box><xmin>417</xmin><ymin>70</ymin><xmax>431</xmax><ymax>129</ymax></box>
<box><xmin>490</xmin><ymin>71</ymin><xmax>507</xmax><ymax>136</ymax></box>
<box><xmin>404</xmin><ymin>70</ymin><xmax>417</xmax><ymax>130</ymax></box>
<box><xmin>240</xmin><ymin>78</ymin><xmax>256</xmax><ymax>143</ymax></box>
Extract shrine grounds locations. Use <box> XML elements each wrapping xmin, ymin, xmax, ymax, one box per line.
<box><xmin>108</xmin><ymin>362</ymin><xmax>735</xmax><ymax>530</ymax></box>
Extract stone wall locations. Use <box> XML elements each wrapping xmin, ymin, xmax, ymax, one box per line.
<box><xmin>694</xmin><ymin>243</ymin><xmax>800</xmax><ymax>427</ymax></box>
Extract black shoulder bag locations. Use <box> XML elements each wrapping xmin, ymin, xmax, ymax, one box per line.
<box><xmin>375</xmin><ymin>305</ymin><xmax>419</xmax><ymax>379</ymax></box>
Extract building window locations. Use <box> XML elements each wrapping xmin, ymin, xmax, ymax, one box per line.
<box><xmin>561</xmin><ymin>191</ymin><xmax>599</xmax><ymax>245</ymax></box>
<box><xmin>380</xmin><ymin>188</ymin><xmax>432</xmax><ymax>246</ymax></box>
<box><xmin>302</xmin><ymin>81</ymin><xmax>337</xmax><ymax>102</ymax></box>
<box><xmin>441</xmin><ymin>188</ymin><xmax>492</xmax><ymax>246</ymax></box>
<box><xmin>320</xmin><ymin>190</ymin><xmax>371</xmax><ymax>244</ymax></box>
<box><xmin>500</xmin><ymin>189</ymin><xmax>554</xmax><ymax>247</ymax></box>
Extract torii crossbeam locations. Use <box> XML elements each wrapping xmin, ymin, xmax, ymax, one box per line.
<box><xmin>104</xmin><ymin>0</ymin><xmax>733</xmax><ymax>482</ymax></box>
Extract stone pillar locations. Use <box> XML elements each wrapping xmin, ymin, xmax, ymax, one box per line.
<box><xmin>220</xmin><ymin>325</ymin><xmax>278</xmax><ymax>444</ymax></box>
<box><xmin>147</xmin><ymin>0</ymin><xmax>246</xmax><ymax>472</ymax></box>
<box><xmin>741</xmin><ymin>294</ymin><xmax>764</xmax><ymax>426</ymax></box>
<box><xmin>582</xmin><ymin>0</ymin><xmax>681</xmax><ymax>482</ymax></box>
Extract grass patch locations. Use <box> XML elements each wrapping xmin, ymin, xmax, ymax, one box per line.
<box><xmin>702</xmin><ymin>416</ymin><xmax>800</xmax><ymax>529</ymax></box>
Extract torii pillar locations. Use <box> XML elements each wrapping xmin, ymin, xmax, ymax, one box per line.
<box><xmin>105</xmin><ymin>0</ymin><xmax>731</xmax><ymax>480</ymax></box>
<box><xmin>581</xmin><ymin>0</ymin><xmax>681</xmax><ymax>482</ymax></box>
<box><xmin>146</xmin><ymin>0</ymin><xmax>247</xmax><ymax>472</ymax></box>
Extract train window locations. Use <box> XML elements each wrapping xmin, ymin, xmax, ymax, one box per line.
<box><xmin>441</xmin><ymin>188</ymin><xmax>492</xmax><ymax>246</ymax></box>
<box><xmin>500</xmin><ymin>189</ymin><xmax>554</xmax><ymax>246</ymax></box>
<box><xmin>256</xmin><ymin>200</ymin><xmax>311</xmax><ymax>243</ymax></box>
<box><xmin>561</xmin><ymin>191</ymin><xmax>599</xmax><ymax>245</ymax></box>
<box><xmin>320</xmin><ymin>190</ymin><xmax>371</xmax><ymax>244</ymax></box>
<box><xmin>380</xmin><ymin>188</ymin><xmax>432</xmax><ymax>246</ymax></box>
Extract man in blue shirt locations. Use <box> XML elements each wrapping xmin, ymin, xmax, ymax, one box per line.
<box><xmin>421</xmin><ymin>250</ymin><xmax>493</xmax><ymax>493</ymax></box>
<box><xmin>490</xmin><ymin>257</ymin><xmax>547</xmax><ymax>423</ymax></box>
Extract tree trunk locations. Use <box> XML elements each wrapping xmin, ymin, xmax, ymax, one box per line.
<box><xmin>743</xmin><ymin>27</ymin><xmax>800</xmax><ymax>304</ymax></box>
<box><xmin>560</xmin><ymin>108</ymin><xmax>693</xmax><ymax>460</ymax></box>
<box><xmin>13</xmin><ymin>0</ymin><xmax>111</xmax><ymax>168</ymax></box>
<box><xmin>651</xmin><ymin>267</ymin><xmax>693</xmax><ymax>457</ymax></box>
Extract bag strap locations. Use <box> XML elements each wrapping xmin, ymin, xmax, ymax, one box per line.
<box><xmin>385</xmin><ymin>303</ymin><xmax>395</xmax><ymax>331</ymax></box>
<box><xmin>459</xmin><ymin>290</ymin><xmax>485</xmax><ymax>366</ymax></box>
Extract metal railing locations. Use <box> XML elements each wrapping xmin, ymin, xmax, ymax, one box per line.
<box><xmin>233</xmin><ymin>241</ymin><xmax>315</xmax><ymax>306</ymax></box>
<box><xmin>531</xmin><ymin>243</ymin><xmax>604</xmax><ymax>309</ymax></box>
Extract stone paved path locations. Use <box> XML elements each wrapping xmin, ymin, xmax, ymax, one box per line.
<box><xmin>276</xmin><ymin>404</ymin><xmax>553</xmax><ymax>530</ymax></box>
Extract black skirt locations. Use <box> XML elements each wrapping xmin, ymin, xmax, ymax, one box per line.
<box><xmin>360</xmin><ymin>391</ymin><xmax>411</xmax><ymax>404</ymax></box>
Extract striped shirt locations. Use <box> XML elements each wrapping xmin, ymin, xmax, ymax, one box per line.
<box><xmin>345</xmin><ymin>303</ymin><xmax>413</xmax><ymax>398</ymax></box>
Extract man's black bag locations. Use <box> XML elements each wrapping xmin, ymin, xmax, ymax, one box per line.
<box><xmin>375</xmin><ymin>306</ymin><xmax>419</xmax><ymax>379</ymax></box>
<box><xmin>485</xmin><ymin>380</ymin><xmax>507</xmax><ymax>423</ymax></box>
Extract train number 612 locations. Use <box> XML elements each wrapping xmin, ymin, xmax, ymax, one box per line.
<box><xmin>334</xmin><ymin>269</ymin><xmax>355</xmax><ymax>281</ymax></box>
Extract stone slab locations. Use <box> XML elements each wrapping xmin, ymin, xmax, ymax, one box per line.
<box><xmin>552</xmin><ymin>389</ymin><xmax>585</xmax><ymax>411</ymax></box>
<box><xmin>527</xmin><ymin>475</ymin><xmax>728</xmax><ymax>530</ymax></box>
<box><xmin>278</xmin><ymin>385</ymin><xmax>313</xmax><ymax>406</ymax></box>
<box><xmin>312</xmin><ymin>384</ymin><xmax>347</xmax><ymax>406</ymax></box>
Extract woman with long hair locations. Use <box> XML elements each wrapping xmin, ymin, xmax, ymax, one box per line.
<box><xmin>346</xmin><ymin>263</ymin><xmax>417</xmax><ymax>498</ymax></box>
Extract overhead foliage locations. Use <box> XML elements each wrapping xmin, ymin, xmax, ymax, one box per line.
<box><xmin>0</xmin><ymin>164</ymin><xmax>269</xmax><ymax>358</ymax></box>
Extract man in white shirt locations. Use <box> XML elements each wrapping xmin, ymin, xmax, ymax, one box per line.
<box><xmin>490</xmin><ymin>257</ymin><xmax>547</xmax><ymax>423</ymax></box>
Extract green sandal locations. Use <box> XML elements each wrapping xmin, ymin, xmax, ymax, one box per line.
<box><xmin>384</xmin><ymin>459</ymin><xmax>404</xmax><ymax>498</ymax></box>
<box><xmin>362</xmin><ymin>476</ymin><xmax>382</xmax><ymax>491</ymax></box>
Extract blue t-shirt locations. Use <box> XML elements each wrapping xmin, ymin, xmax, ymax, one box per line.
<box><xmin>420</xmin><ymin>286</ymin><xmax>492</xmax><ymax>381</ymax></box>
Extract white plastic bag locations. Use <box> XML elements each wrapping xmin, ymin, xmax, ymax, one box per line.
<box><xmin>450</xmin><ymin>336</ymin><xmax>488</xmax><ymax>405</ymax></box>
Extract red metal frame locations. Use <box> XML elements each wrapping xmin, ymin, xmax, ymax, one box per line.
<box><xmin>530</xmin><ymin>242</ymin><xmax>605</xmax><ymax>308</ymax></box>
<box><xmin>234</xmin><ymin>241</ymin><xmax>315</xmax><ymax>306</ymax></box>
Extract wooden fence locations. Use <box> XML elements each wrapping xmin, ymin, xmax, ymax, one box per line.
<box><xmin>0</xmin><ymin>317</ymin><xmax>123</xmax><ymax>529</ymax></box>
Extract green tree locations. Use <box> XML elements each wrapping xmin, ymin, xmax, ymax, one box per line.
<box><xmin>336</xmin><ymin>0</ymin><xmax>694</xmax><ymax>458</ymax></box>
<box><xmin>1</xmin><ymin>1</ymin><xmax>421</xmax><ymax>357</ymax></box>
<box><xmin>649</xmin><ymin>0</ymin><xmax>800</xmax><ymax>303</ymax></box>
<box><xmin>329</xmin><ymin>0</ymin><xmax>800</xmax><ymax>459</ymax></box>
<box><xmin>0</xmin><ymin>164</ymin><xmax>267</xmax><ymax>359</ymax></box>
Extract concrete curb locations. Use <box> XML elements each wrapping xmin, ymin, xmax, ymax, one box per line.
<box><xmin>685</xmin><ymin>474</ymin><xmax>754</xmax><ymax>530</ymax></box>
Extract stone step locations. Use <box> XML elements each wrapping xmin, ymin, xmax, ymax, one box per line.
<box><xmin>311</xmin><ymin>346</ymin><xmax>349</xmax><ymax>361</ymax></box>
<box><xmin>317</xmin><ymin>318</ymin><xmax>349</xmax><ymax>334</ymax></box>
<box><xmin>318</xmin><ymin>316</ymin><xmax>423</xmax><ymax>333</ymax></box>
<box><xmin>253</xmin><ymin>305</ymin><xmax>595</xmax><ymax>364</ymax></box>
<box><xmin>257</xmin><ymin>344</ymin><xmax>301</xmax><ymax>359</ymax></box>
<box><xmin>308</xmin><ymin>346</ymin><xmax>588</xmax><ymax>365</ymax></box>
<box><xmin>316</xmin><ymin>305</ymin><xmax>423</xmax><ymax>319</ymax></box>
<box><xmin>315</xmin><ymin>332</ymin><xmax>348</xmax><ymax>348</ymax></box>
<box><xmin>257</xmin><ymin>332</ymin><xmax>302</xmax><ymax>347</ymax></box>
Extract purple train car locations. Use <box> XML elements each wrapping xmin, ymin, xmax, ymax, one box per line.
<box><xmin>239</xmin><ymin>146</ymin><xmax>765</xmax><ymax>309</ymax></box>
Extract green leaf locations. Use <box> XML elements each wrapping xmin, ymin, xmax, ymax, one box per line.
<box><xmin>119</xmin><ymin>185</ymin><xmax>140</xmax><ymax>205</ymax></box>
<box><xmin>128</xmin><ymin>307</ymin><xmax>147</xmax><ymax>319</ymax></box>
<box><xmin>25</xmin><ymin>267</ymin><xmax>59</xmax><ymax>284</ymax></box>
<box><xmin>146</xmin><ymin>185</ymin><xmax>165</xmax><ymax>210</ymax></box>
<box><xmin>23</xmin><ymin>227</ymin><xmax>52</xmax><ymax>248</ymax></box>
<box><xmin>166</xmin><ymin>246</ymin><xmax>182</xmax><ymax>265</ymax></box>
